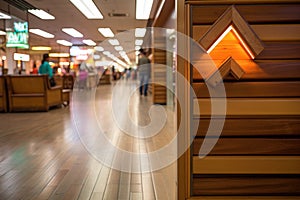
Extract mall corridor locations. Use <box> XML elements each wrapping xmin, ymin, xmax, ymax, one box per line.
<box><xmin>0</xmin><ymin>80</ymin><xmax>176</xmax><ymax>200</ymax></box>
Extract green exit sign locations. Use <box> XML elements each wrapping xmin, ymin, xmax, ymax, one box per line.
<box><xmin>6</xmin><ymin>21</ymin><xmax>29</xmax><ymax>49</ymax></box>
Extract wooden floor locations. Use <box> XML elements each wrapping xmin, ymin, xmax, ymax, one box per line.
<box><xmin>0</xmin><ymin>80</ymin><xmax>176</xmax><ymax>200</ymax></box>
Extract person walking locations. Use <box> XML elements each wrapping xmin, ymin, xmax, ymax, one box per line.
<box><xmin>137</xmin><ymin>48</ymin><xmax>151</xmax><ymax>96</ymax></box>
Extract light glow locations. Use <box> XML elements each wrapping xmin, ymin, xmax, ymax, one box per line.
<box><xmin>108</xmin><ymin>39</ymin><xmax>119</xmax><ymax>46</ymax></box>
<box><xmin>207</xmin><ymin>25</ymin><xmax>255</xmax><ymax>59</ymax></box>
<box><xmin>98</xmin><ymin>28</ymin><xmax>114</xmax><ymax>37</ymax></box>
<box><xmin>28</xmin><ymin>9</ymin><xmax>55</xmax><ymax>20</ymax></box>
<box><xmin>0</xmin><ymin>30</ymin><xmax>6</xmax><ymax>35</ymax></box>
<box><xmin>29</xmin><ymin>29</ymin><xmax>54</xmax><ymax>38</ymax></box>
<box><xmin>70</xmin><ymin>0</ymin><xmax>103</xmax><ymax>19</ymax></box>
<box><xmin>136</xmin><ymin>0</ymin><xmax>154</xmax><ymax>20</ymax></box>
<box><xmin>57</xmin><ymin>40</ymin><xmax>72</xmax><ymax>46</ymax></box>
<box><xmin>135</xmin><ymin>39</ymin><xmax>143</xmax><ymax>46</ymax></box>
<box><xmin>49</xmin><ymin>53</ymin><xmax>70</xmax><ymax>57</ymax></box>
<box><xmin>32</xmin><ymin>46</ymin><xmax>52</xmax><ymax>51</ymax></box>
<box><xmin>83</xmin><ymin>39</ymin><xmax>96</xmax><ymax>46</ymax></box>
<box><xmin>62</xmin><ymin>28</ymin><xmax>83</xmax><ymax>38</ymax></box>
<box><xmin>114</xmin><ymin>46</ymin><xmax>123</xmax><ymax>51</ymax></box>
<box><xmin>14</xmin><ymin>53</ymin><xmax>29</xmax><ymax>61</ymax></box>
<box><xmin>135</xmin><ymin>28</ymin><xmax>146</xmax><ymax>37</ymax></box>
<box><xmin>95</xmin><ymin>46</ymin><xmax>104</xmax><ymax>51</ymax></box>
<box><xmin>0</xmin><ymin>11</ymin><xmax>11</xmax><ymax>19</ymax></box>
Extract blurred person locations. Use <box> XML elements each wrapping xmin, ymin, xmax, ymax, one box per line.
<box><xmin>137</xmin><ymin>49</ymin><xmax>151</xmax><ymax>96</ymax></box>
<box><xmin>39</xmin><ymin>54</ymin><xmax>55</xmax><ymax>86</ymax></box>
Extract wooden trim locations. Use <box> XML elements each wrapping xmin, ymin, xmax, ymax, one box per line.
<box><xmin>198</xmin><ymin>6</ymin><xmax>264</xmax><ymax>57</ymax></box>
<box><xmin>193</xmin><ymin>98</ymin><xmax>300</xmax><ymax>116</ymax></box>
<box><xmin>193</xmin><ymin>156</ymin><xmax>300</xmax><ymax>174</ymax></box>
<box><xmin>195</xmin><ymin>118</ymin><xmax>300</xmax><ymax>137</ymax></box>
<box><xmin>193</xmin><ymin>82</ymin><xmax>300</xmax><ymax>98</ymax></box>
<box><xmin>187</xmin><ymin>0</ymin><xmax>300</xmax><ymax>4</ymax></box>
<box><xmin>187</xmin><ymin>197</ymin><xmax>300</xmax><ymax>200</ymax></box>
<box><xmin>193</xmin><ymin>138</ymin><xmax>300</xmax><ymax>155</ymax></box>
<box><xmin>193</xmin><ymin>24</ymin><xmax>300</xmax><ymax>41</ymax></box>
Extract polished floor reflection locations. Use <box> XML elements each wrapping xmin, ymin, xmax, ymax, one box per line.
<box><xmin>0</xmin><ymin>80</ymin><xmax>176</xmax><ymax>200</ymax></box>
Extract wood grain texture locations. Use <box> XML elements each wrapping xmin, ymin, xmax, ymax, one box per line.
<box><xmin>193</xmin><ymin>82</ymin><xmax>300</xmax><ymax>98</ymax></box>
<box><xmin>193</xmin><ymin>138</ymin><xmax>300</xmax><ymax>155</ymax></box>
<box><xmin>193</xmin><ymin>60</ymin><xmax>300</xmax><ymax>81</ymax></box>
<box><xmin>193</xmin><ymin>98</ymin><xmax>300</xmax><ymax>116</ymax></box>
<box><xmin>193</xmin><ymin>24</ymin><xmax>300</xmax><ymax>41</ymax></box>
<box><xmin>192</xmin><ymin>5</ymin><xmax>300</xmax><ymax>25</ymax></box>
<box><xmin>192</xmin><ymin>175</ymin><xmax>300</xmax><ymax>196</ymax></box>
<box><xmin>193</xmin><ymin>156</ymin><xmax>300</xmax><ymax>174</ymax></box>
<box><xmin>195</xmin><ymin>118</ymin><xmax>300</xmax><ymax>137</ymax></box>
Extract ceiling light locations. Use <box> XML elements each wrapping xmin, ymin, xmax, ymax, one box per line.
<box><xmin>62</xmin><ymin>28</ymin><xmax>83</xmax><ymax>38</ymax></box>
<box><xmin>108</xmin><ymin>39</ymin><xmax>119</xmax><ymax>46</ymax></box>
<box><xmin>98</xmin><ymin>28</ymin><xmax>114</xmax><ymax>37</ymax></box>
<box><xmin>28</xmin><ymin>9</ymin><xmax>55</xmax><ymax>20</ymax></box>
<box><xmin>103</xmin><ymin>51</ymin><xmax>111</xmax><ymax>55</ymax></box>
<box><xmin>136</xmin><ymin>0</ymin><xmax>154</xmax><ymax>20</ymax></box>
<box><xmin>95</xmin><ymin>46</ymin><xmax>104</xmax><ymax>51</ymax></box>
<box><xmin>119</xmin><ymin>51</ymin><xmax>126</xmax><ymax>56</ymax></box>
<box><xmin>0</xmin><ymin>11</ymin><xmax>11</xmax><ymax>19</ymax></box>
<box><xmin>29</xmin><ymin>29</ymin><xmax>55</xmax><ymax>38</ymax></box>
<box><xmin>70</xmin><ymin>0</ymin><xmax>103</xmax><ymax>19</ymax></box>
<box><xmin>83</xmin><ymin>39</ymin><xmax>96</xmax><ymax>46</ymax></box>
<box><xmin>0</xmin><ymin>30</ymin><xmax>6</xmax><ymax>35</ymax></box>
<box><xmin>135</xmin><ymin>28</ymin><xmax>146</xmax><ymax>37</ymax></box>
<box><xmin>57</xmin><ymin>40</ymin><xmax>72</xmax><ymax>46</ymax></box>
<box><xmin>94</xmin><ymin>55</ymin><xmax>100</xmax><ymax>59</ymax></box>
<box><xmin>49</xmin><ymin>53</ymin><xmax>70</xmax><ymax>57</ymax></box>
<box><xmin>114</xmin><ymin>46</ymin><xmax>123</xmax><ymax>51</ymax></box>
<box><xmin>135</xmin><ymin>39</ymin><xmax>143</xmax><ymax>46</ymax></box>
<box><xmin>32</xmin><ymin>46</ymin><xmax>52</xmax><ymax>51</ymax></box>
<box><xmin>135</xmin><ymin>46</ymin><xmax>141</xmax><ymax>50</ymax></box>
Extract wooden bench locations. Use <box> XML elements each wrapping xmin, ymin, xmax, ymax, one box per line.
<box><xmin>6</xmin><ymin>75</ymin><xmax>63</xmax><ymax>112</ymax></box>
<box><xmin>0</xmin><ymin>76</ymin><xmax>8</xmax><ymax>112</ymax></box>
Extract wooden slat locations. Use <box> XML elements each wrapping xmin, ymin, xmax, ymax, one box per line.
<box><xmin>193</xmin><ymin>138</ymin><xmax>300</xmax><ymax>155</ymax></box>
<box><xmin>192</xmin><ymin>5</ymin><xmax>300</xmax><ymax>25</ymax></box>
<box><xmin>193</xmin><ymin>156</ymin><xmax>300</xmax><ymax>174</ymax></box>
<box><xmin>193</xmin><ymin>82</ymin><xmax>300</xmax><ymax>98</ymax></box>
<box><xmin>193</xmin><ymin>60</ymin><xmax>300</xmax><ymax>81</ymax></box>
<box><xmin>193</xmin><ymin>98</ymin><xmax>300</xmax><ymax>116</ymax></box>
<box><xmin>192</xmin><ymin>175</ymin><xmax>300</xmax><ymax>196</ymax></box>
<box><xmin>193</xmin><ymin>24</ymin><xmax>300</xmax><ymax>41</ymax></box>
<box><xmin>195</xmin><ymin>118</ymin><xmax>300</xmax><ymax>137</ymax></box>
<box><xmin>188</xmin><ymin>196</ymin><xmax>300</xmax><ymax>200</ymax></box>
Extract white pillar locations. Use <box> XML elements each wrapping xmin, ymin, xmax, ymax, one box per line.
<box><xmin>6</xmin><ymin>48</ymin><xmax>16</xmax><ymax>74</ymax></box>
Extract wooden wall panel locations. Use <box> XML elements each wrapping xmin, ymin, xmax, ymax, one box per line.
<box><xmin>193</xmin><ymin>82</ymin><xmax>300</xmax><ymax>98</ymax></box>
<box><xmin>193</xmin><ymin>138</ymin><xmax>300</xmax><ymax>155</ymax></box>
<box><xmin>192</xmin><ymin>5</ymin><xmax>300</xmax><ymax>25</ymax></box>
<box><xmin>195</xmin><ymin>118</ymin><xmax>300</xmax><ymax>137</ymax></box>
<box><xmin>187</xmin><ymin>1</ymin><xmax>300</xmax><ymax>199</ymax></box>
<box><xmin>192</xmin><ymin>175</ymin><xmax>300</xmax><ymax>196</ymax></box>
<box><xmin>193</xmin><ymin>25</ymin><xmax>300</xmax><ymax>41</ymax></box>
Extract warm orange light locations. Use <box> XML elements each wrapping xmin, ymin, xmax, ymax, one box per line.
<box><xmin>207</xmin><ymin>25</ymin><xmax>255</xmax><ymax>59</ymax></box>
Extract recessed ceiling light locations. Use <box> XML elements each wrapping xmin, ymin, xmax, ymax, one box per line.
<box><xmin>62</xmin><ymin>28</ymin><xmax>83</xmax><ymax>38</ymax></box>
<box><xmin>103</xmin><ymin>51</ymin><xmax>111</xmax><ymax>55</ymax></box>
<box><xmin>70</xmin><ymin>0</ymin><xmax>103</xmax><ymax>19</ymax></box>
<box><xmin>135</xmin><ymin>39</ymin><xmax>143</xmax><ymax>46</ymax></box>
<box><xmin>135</xmin><ymin>46</ymin><xmax>141</xmax><ymax>50</ymax></box>
<box><xmin>57</xmin><ymin>40</ymin><xmax>73</xmax><ymax>46</ymax></box>
<box><xmin>83</xmin><ymin>39</ymin><xmax>96</xmax><ymax>46</ymax></box>
<box><xmin>136</xmin><ymin>0</ymin><xmax>154</xmax><ymax>20</ymax></box>
<box><xmin>95</xmin><ymin>46</ymin><xmax>104</xmax><ymax>51</ymax></box>
<box><xmin>32</xmin><ymin>46</ymin><xmax>52</xmax><ymax>51</ymax></box>
<box><xmin>49</xmin><ymin>53</ymin><xmax>70</xmax><ymax>57</ymax></box>
<box><xmin>135</xmin><ymin>28</ymin><xmax>146</xmax><ymax>37</ymax></box>
<box><xmin>0</xmin><ymin>11</ymin><xmax>11</xmax><ymax>19</ymax></box>
<box><xmin>114</xmin><ymin>46</ymin><xmax>123</xmax><ymax>51</ymax></box>
<box><xmin>29</xmin><ymin>29</ymin><xmax>55</xmax><ymax>38</ymax></box>
<box><xmin>0</xmin><ymin>30</ymin><xmax>6</xmax><ymax>35</ymax></box>
<box><xmin>28</xmin><ymin>9</ymin><xmax>55</xmax><ymax>20</ymax></box>
<box><xmin>98</xmin><ymin>28</ymin><xmax>114</xmax><ymax>37</ymax></box>
<box><xmin>108</xmin><ymin>39</ymin><xmax>119</xmax><ymax>46</ymax></box>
